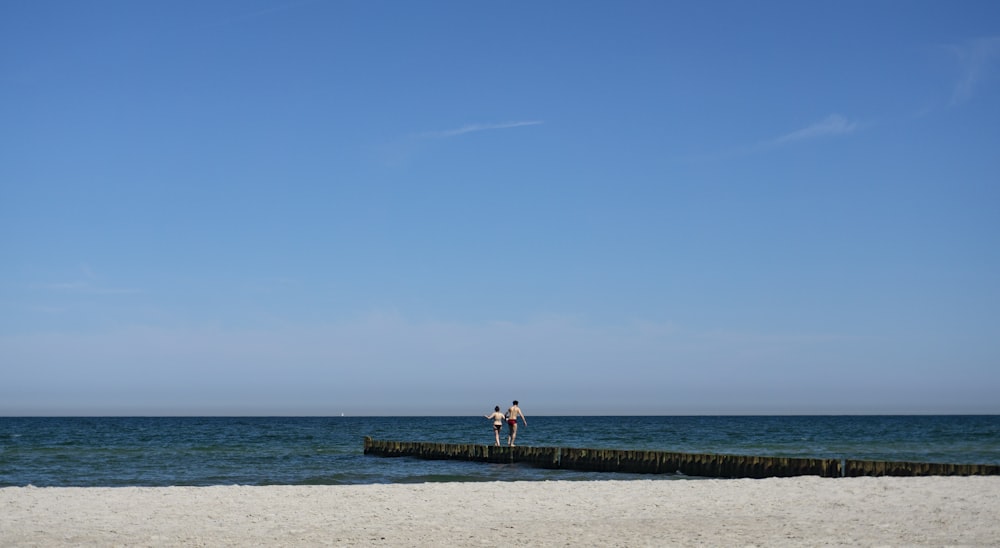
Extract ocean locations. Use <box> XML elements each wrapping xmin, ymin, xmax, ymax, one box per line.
<box><xmin>1</xmin><ymin>416</ymin><xmax>998</xmax><ymax>487</ymax></box>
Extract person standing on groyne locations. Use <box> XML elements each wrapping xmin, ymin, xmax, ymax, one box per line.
<box><xmin>485</xmin><ymin>406</ymin><xmax>506</xmax><ymax>446</ymax></box>
<box><xmin>506</xmin><ymin>400</ymin><xmax>526</xmax><ymax>446</ymax></box>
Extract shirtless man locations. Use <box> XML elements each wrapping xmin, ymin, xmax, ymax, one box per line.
<box><xmin>505</xmin><ymin>400</ymin><xmax>526</xmax><ymax>446</ymax></box>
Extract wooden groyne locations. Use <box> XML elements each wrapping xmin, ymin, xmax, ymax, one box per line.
<box><xmin>363</xmin><ymin>437</ymin><xmax>1000</xmax><ymax>479</ymax></box>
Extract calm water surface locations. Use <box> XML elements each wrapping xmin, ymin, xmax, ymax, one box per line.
<box><xmin>1</xmin><ymin>416</ymin><xmax>997</xmax><ymax>486</ymax></box>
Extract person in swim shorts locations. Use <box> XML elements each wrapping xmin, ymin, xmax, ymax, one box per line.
<box><xmin>485</xmin><ymin>405</ymin><xmax>505</xmax><ymax>446</ymax></box>
<box><xmin>505</xmin><ymin>400</ymin><xmax>526</xmax><ymax>446</ymax></box>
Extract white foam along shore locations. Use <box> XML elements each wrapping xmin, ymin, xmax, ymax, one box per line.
<box><xmin>2</xmin><ymin>476</ymin><xmax>998</xmax><ymax>546</ymax></box>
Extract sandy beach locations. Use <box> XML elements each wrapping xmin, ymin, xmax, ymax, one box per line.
<box><xmin>2</xmin><ymin>476</ymin><xmax>998</xmax><ymax>546</ymax></box>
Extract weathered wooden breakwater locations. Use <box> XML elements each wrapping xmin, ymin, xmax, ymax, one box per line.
<box><xmin>363</xmin><ymin>437</ymin><xmax>1000</xmax><ymax>478</ymax></box>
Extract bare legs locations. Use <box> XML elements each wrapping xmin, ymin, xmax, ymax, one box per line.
<box><xmin>507</xmin><ymin>423</ymin><xmax>518</xmax><ymax>446</ymax></box>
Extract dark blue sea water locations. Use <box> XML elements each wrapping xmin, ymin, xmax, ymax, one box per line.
<box><xmin>1</xmin><ymin>416</ymin><xmax>998</xmax><ymax>487</ymax></box>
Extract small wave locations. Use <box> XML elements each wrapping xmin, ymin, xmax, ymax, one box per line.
<box><xmin>293</xmin><ymin>475</ymin><xmax>352</xmax><ymax>486</ymax></box>
<box><xmin>395</xmin><ymin>474</ymin><xmax>497</xmax><ymax>484</ymax></box>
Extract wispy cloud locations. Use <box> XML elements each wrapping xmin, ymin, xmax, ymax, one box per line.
<box><xmin>418</xmin><ymin>120</ymin><xmax>544</xmax><ymax>139</ymax></box>
<box><xmin>223</xmin><ymin>0</ymin><xmax>317</xmax><ymax>24</ymax></box>
<box><xmin>673</xmin><ymin>114</ymin><xmax>860</xmax><ymax>165</ymax></box>
<box><xmin>763</xmin><ymin>114</ymin><xmax>859</xmax><ymax>148</ymax></box>
<box><xmin>374</xmin><ymin>120</ymin><xmax>544</xmax><ymax>166</ymax></box>
<box><xmin>31</xmin><ymin>267</ymin><xmax>141</xmax><ymax>296</ymax></box>
<box><xmin>31</xmin><ymin>281</ymin><xmax>142</xmax><ymax>295</ymax></box>
<box><xmin>948</xmin><ymin>36</ymin><xmax>1000</xmax><ymax>106</ymax></box>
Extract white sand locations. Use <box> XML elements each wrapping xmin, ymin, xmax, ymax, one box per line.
<box><xmin>2</xmin><ymin>477</ymin><xmax>998</xmax><ymax>546</ymax></box>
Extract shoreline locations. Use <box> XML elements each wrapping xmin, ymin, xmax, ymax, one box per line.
<box><xmin>3</xmin><ymin>476</ymin><xmax>998</xmax><ymax>546</ymax></box>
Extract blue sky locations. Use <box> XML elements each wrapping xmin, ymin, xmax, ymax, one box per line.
<box><xmin>2</xmin><ymin>1</ymin><xmax>998</xmax><ymax>415</ymax></box>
